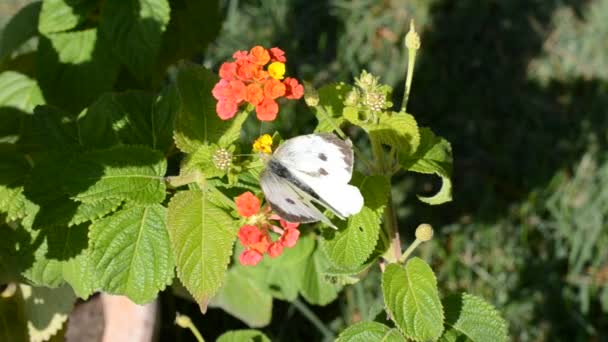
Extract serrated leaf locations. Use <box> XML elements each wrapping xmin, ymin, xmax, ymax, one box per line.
<box><xmin>38</xmin><ymin>28</ymin><xmax>120</xmax><ymax>113</ymax></box>
<box><xmin>321</xmin><ymin>175</ymin><xmax>389</xmax><ymax>269</ymax></box>
<box><xmin>0</xmin><ymin>186</ymin><xmax>35</xmax><ymax>221</ymax></box>
<box><xmin>313</xmin><ymin>83</ymin><xmax>352</xmax><ymax>133</ymax></box>
<box><xmin>0</xmin><ymin>71</ymin><xmax>44</xmax><ymax>113</ymax></box>
<box><xmin>0</xmin><ymin>286</ymin><xmax>29</xmax><ymax>342</ymax></box>
<box><xmin>174</xmin><ymin>64</ymin><xmax>248</xmax><ymax>153</ymax></box>
<box><xmin>300</xmin><ymin>242</ymin><xmax>342</xmax><ymax>305</ymax></box>
<box><xmin>382</xmin><ymin>259</ymin><xmax>444</xmax><ymax>341</ymax></box>
<box><xmin>152</xmin><ymin>85</ymin><xmax>179</xmax><ymax>152</ymax></box>
<box><xmin>0</xmin><ymin>1</ymin><xmax>41</xmax><ymax>61</ymax></box>
<box><xmin>439</xmin><ymin>293</ymin><xmax>508</xmax><ymax>342</ymax></box>
<box><xmin>336</xmin><ymin>321</ymin><xmax>406</xmax><ymax>342</ymax></box>
<box><xmin>209</xmin><ymin>265</ymin><xmax>272</xmax><ymax>327</ymax></box>
<box><xmin>30</xmin><ymin>105</ymin><xmax>79</xmax><ymax>148</ymax></box>
<box><xmin>38</xmin><ymin>0</ymin><xmax>96</xmax><ymax>34</ymax></box>
<box><xmin>167</xmin><ymin>189</ymin><xmax>236</xmax><ymax>311</ymax></box>
<box><xmin>216</xmin><ymin>329</ymin><xmax>271</xmax><ymax>342</ymax></box>
<box><xmin>370</xmin><ymin>112</ymin><xmax>420</xmax><ymax>156</ymax></box>
<box><xmin>89</xmin><ymin>204</ymin><xmax>173</xmax><ymax>303</ymax></box>
<box><xmin>77</xmin><ymin>91</ymin><xmax>157</xmax><ymax>148</ymax></box>
<box><xmin>100</xmin><ymin>0</ymin><xmax>170</xmax><ymax>78</ymax></box>
<box><xmin>63</xmin><ymin>146</ymin><xmax>166</xmax><ymax>204</ymax></box>
<box><xmin>0</xmin><ymin>223</ymin><xmax>35</xmax><ymax>283</ymax></box>
<box><xmin>400</xmin><ymin>127</ymin><xmax>453</xmax><ymax>205</ymax></box>
<box><xmin>20</xmin><ymin>284</ymin><xmax>76</xmax><ymax>342</ymax></box>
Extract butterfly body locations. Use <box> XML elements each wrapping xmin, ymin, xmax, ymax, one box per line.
<box><xmin>260</xmin><ymin>133</ymin><xmax>364</xmax><ymax>228</ymax></box>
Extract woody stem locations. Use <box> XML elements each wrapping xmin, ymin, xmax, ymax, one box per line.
<box><xmin>370</xmin><ymin>136</ymin><xmax>401</xmax><ymax>262</ymax></box>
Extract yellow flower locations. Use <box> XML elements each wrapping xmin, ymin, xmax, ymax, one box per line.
<box><xmin>253</xmin><ymin>134</ymin><xmax>273</xmax><ymax>154</ymax></box>
<box><xmin>268</xmin><ymin>62</ymin><xmax>285</xmax><ymax>80</ymax></box>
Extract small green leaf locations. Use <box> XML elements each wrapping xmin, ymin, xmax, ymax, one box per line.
<box><xmin>77</xmin><ymin>91</ymin><xmax>156</xmax><ymax>148</ymax></box>
<box><xmin>400</xmin><ymin>127</ymin><xmax>453</xmax><ymax>205</ymax></box>
<box><xmin>321</xmin><ymin>175</ymin><xmax>389</xmax><ymax>269</ymax></box>
<box><xmin>439</xmin><ymin>293</ymin><xmax>508</xmax><ymax>342</ymax></box>
<box><xmin>100</xmin><ymin>0</ymin><xmax>170</xmax><ymax>78</ymax></box>
<box><xmin>182</xmin><ymin>144</ymin><xmax>226</xmax><ymax>179</ymax></box>
<box><xmin>336</xmin><ymin>321</ymin><xmax>406</xmax><ymax>342</ymax></box>
<box><xmin>167</xmin><ymin>189</ymin><xmax>236</xmax><ymax>311</ymax></box>
<box><xmin>209</xmin><ymin>265</ymin><xmax>273</xmax><ymax>327</ymax></box>
<box><xmin>216</xmin><ymin>329</ymin><xmax>271</xmax><ymax>342</ymax></box>
<box><xmin>63</xmin><ymin>146</ymin><xmax>166</xmax><ymax>204</ymax></box>
<box><xmin>20</xmin><ymin>284</ymin><xmax>76</xmax><ymax>342</ymax></box>
<box><xmin>0</xmin><ymin>1</ymin><xmax>41</xmax><ymax>61</ymax></box>
<box><xmin>38</xmin><ymin>29</ymin><xmax>120</xmax><ymax>113</ymax></box>
<box><xmin>89</xmin><ymin>204</ymin><xmax>174</xmax><ymax>304</ymax></box>
<box><xmin>38</xmin><ymin>0</ymin><xmax>95</xmax><ymax>34</ymax></box>
<box><xmin>382</xmin><ymin>259</ymin><xmax>444</xmax><ymax>341</ymax></box>
<box><xmin>0</xmin><ymin>71</ymin><xmax>44</xmax><ymax>113</ymax></box>
<box><xmin>300</xmin><ymin>243</ymin><xmax>342</xmax><ymax>306</ymax></box>
<box><xmin>174</xmin><ymin>64</ymin><xmax>248</xmax><ymax>153</ymax></box>
<box><xmin>313</xmin><ymin>83</ymin><xmax>352</xmax><ymax>133</ymax></box>
<box><xmin>370</xmin><ymin>112</ymin><xmax>420</xmax><ymax>156</ymax></box>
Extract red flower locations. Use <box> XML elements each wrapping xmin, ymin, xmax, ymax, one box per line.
<box><xmin>280</xmin><ymin>228</ymin><xmax>300</xmax><ymax>248</ymax></box>
<box><xmin>213</xmin><ymin>46</ymin><xmax>303</xmax><ymax>121</ymax></box>
<box><xmin>269</xmin><ymin>47</ymin><xmax>286</xmax><ymax>62</ymax></box>
<box><xmin>235</xmin><ymin>192</ymin><xmax>260</xmax><ymax>217</ymax></box>
<box><xmin>240</xmin><ymin>249</ymin><xmax>263</xmax><ymax>266</ymax></box>
<box><xmin>256</xmin><ymin>98</ymin><xmax>279</xmax><ymax>121</ymax></box>
<box><xmin>284</xmin><ymin>77</ymin><xmax>304</xmax><ymax>99</ymax></box>
<box><xmin>268</xmin><ymin>242</ymin><xmax>284</xmax><ymax>258</ymax></box>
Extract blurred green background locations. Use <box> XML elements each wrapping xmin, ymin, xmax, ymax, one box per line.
<box><xmin>2</xmin><ymin>0</ymin><xmax>607</xmax><ymax>340</ymax></box>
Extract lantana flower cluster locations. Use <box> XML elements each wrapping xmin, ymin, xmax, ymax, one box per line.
<box><xmin>235</xmin><ymin>191</ymin><xmax>300</xmax><ymax>266</ymax></box>
<box><xmin>212</xmin><ymin>46</ymin><xmax>304</xmax><ymax>121</ymax></box>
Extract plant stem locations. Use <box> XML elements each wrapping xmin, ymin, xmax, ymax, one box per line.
<box><xmin>292</xmin><ymin>298</ymin><xmax>335</xmax><ymax>340</ymax></box>
<box><xmin>370</xmin><ymin>136</ymin><xmax>401</xmax><ymax>262</ymax></box>
<box><xmin>175</xmin><ymin>314</ymin><xmax>205</xmax><ymax>342</ymax></box>
<box><xmin>354</xmin><ymin>282</ymin><xmax>369</xmax><ymax>321</ymax></box>
<box><xmin>165</xmin><ymin>171</ymin><xmax>203</xmax><ymax>188</ymax></box>
<box><xmin>401</xmin><ymin>20</ymin><xmax>420</xmax><ymax>113</ymax></box>
<box><xmin>399</xmin><ymin>239</ymin><xmax>422</xmax><ymax>263</ymax></box>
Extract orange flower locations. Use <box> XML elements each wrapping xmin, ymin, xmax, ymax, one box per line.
<box><xmin>263</xmin><ymin>79</ymin><xmax>286</xmax><ymax>99</ymax></box>
<box><xmin>284</xmin><ymin>77</ymin><xmax>304</xmax><ymax>99</ymax></box>
<box><xmin>235</xmin><ymin>192</ymin><xmax>260</xmax><ymax>217</ymax></box>
<box><xmin>219</xmin><ymin>62</ymin><xmax>237</xmax><ymax>80</ymax></box>
<box><xmin>249</xmin><ymin>45</ymin><xmax>270</xmax><ymax>65</ymax></box>
<box><xmin>216</xmin><ymin>100</ymin><xmax>238</xmax><ymax>120</ymax></box>
<box><xmin>245</xmin><ymin>84</ymin><xmax>264</xmax><ymax>106</ymax></box>
<box><xmin>269</xmin><ymin>47</ymin><xmax>286</xmax><ymax>62</ymax></box>
<box><xmin>256</xmin><ymin>98</ymin><xmax>279</xmax><ymax>121</ymax></box>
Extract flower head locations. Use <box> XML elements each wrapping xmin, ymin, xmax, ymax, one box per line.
<box><xmin>234</xmin><ymin>191</ymin><xmax>301</xmax><ymax>266</ymax></box>
<box><xmin>252</xmin><ymin>134</ymin><xmax>273</xmax><ymax>154</ymax></box>
<box><xmin>212</xmin><ymin>46</ymin><xmax>303</xmax><ymax>121</ymax></box>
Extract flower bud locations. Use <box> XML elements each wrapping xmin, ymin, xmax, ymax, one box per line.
<box><xmin>415</xmin><ymin>223</ymin><xmax>433</xmax><ymax>242</ymax></box>
<box><xmin>405</xmin><ymin>20</ymin><xmax>421</xmax><ymax>50</ymax></box>
<box><xmin>212</xmin><ymin>148</ymin><xmax>232</xmax><ymax>171</ymax></box>
<box><xmin>175</xmin><ymin>314</ymin><xmax>192</xmax><ymax>328</ymax></box>
<box><xmin>303</xmin><ymin>82</ymin><xmax>319</xmax><ymax>107</ymax></box>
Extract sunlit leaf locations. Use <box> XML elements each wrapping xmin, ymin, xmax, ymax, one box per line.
<box><xmin>439</xmin><ymin>293</ymin><xmax>508</xmax><ymax>342</ymax></box>
<box><xmin>336</xmin><ymin>321</ymin><xmax>406</xmax><ymax>342</ymax></box>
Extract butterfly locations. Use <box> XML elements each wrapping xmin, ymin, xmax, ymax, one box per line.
<box><xmin>259</xmin><ymin>133</ymin><xmax>364</xmax><ymax>228</ymax></box>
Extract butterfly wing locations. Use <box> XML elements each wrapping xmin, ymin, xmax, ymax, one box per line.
<box><xmin>272</xmin><ymin>133</ymin><xmax>363</xmax><ymax>219</ymax></box>
<box><xmin>259</xmin><ymin>169</ymin><xmax>337</xmax><ymax>228</ymax></box>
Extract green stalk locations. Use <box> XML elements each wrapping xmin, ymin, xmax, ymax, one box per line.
<box><xmin>175</xmin><ymin>314</ymin><xmax>205</xmax><ymax>342</ymax></box>
<box><xmin>292</xmin><ymin>298</ymin><xmax>335</xmax><ymax>340</ymax></box>
<box><xmin>401</xmin><ymin>20</ymin><xmax>421</xmax><ymax>113</ymax></box>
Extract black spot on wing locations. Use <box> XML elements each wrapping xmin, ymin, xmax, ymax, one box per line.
<box><xmin>266</xmin><ymin>199</ymin><xmax>317</xmax><ymax>223</ymax></box>
<box><xmin>316</xmin><ymin>133</ymin><xmax>354</xmax><ymax>173</ymax></box>
<box><xmin>318</xmin><ymin>153</ymin><xmax>327</xmax><ymax>161</ymax></box>
<box><xmin>319</xmin><ymin>168</ymin><xmax>328</xmax><ymax>175</ymax></box>
<box><xmin>286</xmin><ymin>198</ymin><xmax>295</xmax><ymax>204</ymax></box>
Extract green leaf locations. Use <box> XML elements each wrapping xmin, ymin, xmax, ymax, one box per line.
<box><xmin>370</xmin><ymin>112</ymin><xmax>420</xmax><ymax>155</ymax></box>
<box><xmin>63</xmin><ymin>145</ymin><xmax>167</xmax><ymax>204</ymax></box>
<box><xmin>300</xmin><ymin>243</ymin><xmax>342</xmax><ymax>305</ymax></box>
<box><xmin>382</xmin><ymin>259</ymin><xmax>444</xmax><ymax>341</ymax></box>
<box><xmin>159</xmin><ymin>0</ymin><xmax>221</xmax><ymax>67</ymax></box>
<box><xmin>313</xmin><ymin>83</ymin><xmax>352</xmax><ymax>133</ymax></box>
<box><xmin>0</xmin><ymin>71</ymin><xmax>44</xmax><ymax>113</ymax></box>
<box><xmin>0</xmin><ymin>1</ymin><xmax>41</xmax><ymax>61</ymax></box>
<box><xmin>336</xmin><ymin>321</ymin><xmax>406</xmax><ymax>342</ymax></box>
<box><xmin>30</xmin><ymin>105</ymin><xmax>78</xmax><ymax>148</ymax></box>
<box><xmin>216</xmin><ymin>329</ymin><xmax>271</xmax><ymax>342</ymax></box>
<box><xmin>37</xmin><ymin>28</ymin><xmax>120</xmax><ymax>113</ymax></box>
<box><xmin>439</xmin><ymin>293</ymin><xmax>508</xmax><ymax>342</ymax></box>
<box><xmin>152</xmin><ymin>85</ymin><xmax>179</xmax><ymax>152</ymax></box>
<box><xmin>174</xmin><ymin>64</ymin><xmax>248</xmax><ymax>153</ymax></box>
<box><xmin>38</xmin><ymin>0</ymin><xmax>96</xmax><ymax>34</ymax></box>
<box><xmin>77</xmin><ymin>91</ymin><xmax>156</xmax><ymax>148</ymax></box>
<box><xmin>100</xmin><ymin>0</ymin><xmax>170</xmax><ymax>78</ymax></box>
<box><xmin>89</xmin><ymin>204</ymin><xmax>174</xmax><ymax>303</ymax></box>
<box><xmin>0</xmin><ymin>224</ymin><xmax>35</xmax><ymax>283</ymax></box>
<box><xmin>209</xmin><ymin>265</ymin><xmax>273</xmax><ymax>327</ymax></box>
<box><xmin>321</xmin><ymin>175</ymin><xmax>389</xmax><ymax>269</ymax></box>
<box><xmin>400</xmin><ymin>127</ymin><xmax>453</xmax><ymax>205</ymax></box>
<box><xmin>0</xmin><ymin>147</ymin><xmax>32</xmax><ymax>220</ymax></box>
<box><xmin>20</xmin><ymin>284</ymin><xmax>76</xmax><ymax>342</ymax></box>
<box><xmin>182</xmin><ymin>144</ymin><xmax>226</xmax><ymax>179</ymax></box>
<box><xmin>0</xmin><ymin>286</ymin><xmax>28</xmax><ymax>342</ymax></box>
<box><xmin>167</xmin><ymin>189</ymin><xmax>236</xmax><ymax>311</ymax></box>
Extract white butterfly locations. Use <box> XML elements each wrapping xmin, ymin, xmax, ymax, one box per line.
<box><xmin>260</xmin><ymin>133</ymin><xmax>364</xmax><ymax>228</ymax></box>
